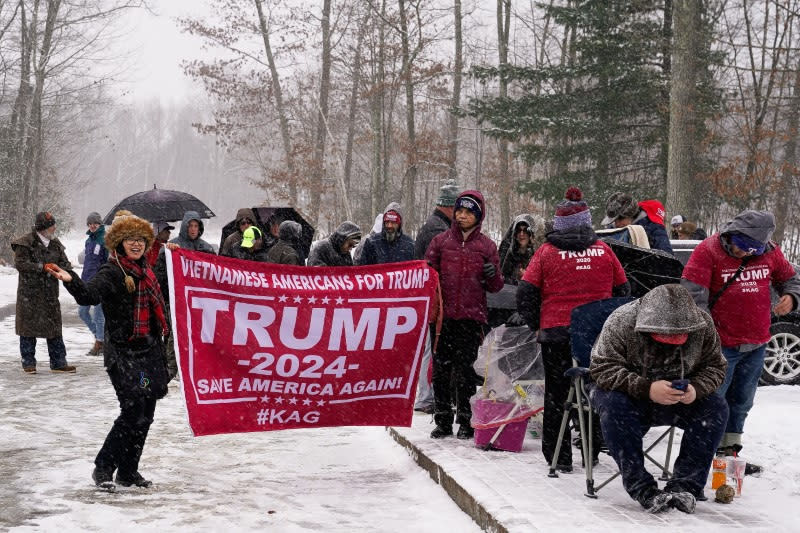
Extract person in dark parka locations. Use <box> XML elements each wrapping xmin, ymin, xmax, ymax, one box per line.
<box><xmin>498</xmin><ymin>213</ymin><xmax>546</xmax><ymax>284</ymax></box>
<box><xmin>51</xmin><ymin>212</ymin><xmax>170</xmax><ymax>491</ymax></box>
<box><xmin>357</xmin><ymin>205</ymin><xmax>415</xmax><ymax>266</ymax></box>
<box><xmin>80</xmin><ymin>211</ymin><xmax>108</xmax><ymax>356</ymax></box>
<box><xmin>307</xmin><ymin>221</ymin><xmax>361</xmax><ymax>267</ymax></box>
<box><xmin>11</xmin><ymin>211</ymin><xmax>76</xmax><ymax>374</ymax></box>
<box><xmin>230</xmin><ymin>226</ymin><xmax>271</xmax><ymax>262</ymax></box>
<box><xmin>265</xmin><ymin>220</ymin><xmax>304</xmax><ymax>265</ymax></box>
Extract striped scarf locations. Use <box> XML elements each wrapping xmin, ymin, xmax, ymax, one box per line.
<box><xmin>113</xmin><ymin>252</ymin><xmax>169</xmax><ymax>340</ymax></box>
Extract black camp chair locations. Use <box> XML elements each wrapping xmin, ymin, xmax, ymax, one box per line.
<box><xmin>548</xmin><ymin>297</ymin><xmax>677</xmax><ymax>499</ymax></box>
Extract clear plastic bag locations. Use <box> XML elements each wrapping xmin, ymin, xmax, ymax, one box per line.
<box><xmin>470</xmin><ymin>325</ymin><xmax>545</xmax><ymax>429</ymax></box>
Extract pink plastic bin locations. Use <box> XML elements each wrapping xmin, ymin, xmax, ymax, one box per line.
<box><xmin>472</xmin><ymin>399</ymin><xmax>529</xmax><ymax>452</ymax></box>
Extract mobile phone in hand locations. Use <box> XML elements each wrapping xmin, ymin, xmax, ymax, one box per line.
<box><xmin>44</xmin><ymin>263</ymin><xmax>59</xmax><ymax>274</ymax></box>
<box><xmin>671</xmin><ymin>379</ymin><xmax>689</xmax><ymax>391</ymax></box>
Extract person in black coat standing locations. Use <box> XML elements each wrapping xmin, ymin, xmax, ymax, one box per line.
<box><xmin>51</xmin><ymin>212</ymin><xmax>171</xmax><ymax>491</ymax></box>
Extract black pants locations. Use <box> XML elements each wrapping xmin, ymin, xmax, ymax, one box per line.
<box><xmin>541</xmin><ymin>342</ymin><xmax>602</xmax><ymax>467</ymax></box>
<box><xmin>95</xmin><ymin>390</ymin><xmax>157</xmax><ymax>478</ymax></box>
<box><xmin>433</xmin><ymin>319</ymin><xmax>484</xmax><ymax>428</ymax></box>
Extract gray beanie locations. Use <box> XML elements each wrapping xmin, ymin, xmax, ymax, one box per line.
<box><xmin>86</xmin><ymin>212</ymin><xmax>103</xmax><ymax>225</ymax></box>
<box><xmin>436</xmin><ymin>180</ymin><xmax>460</xmax><ymax>207</ymax></box>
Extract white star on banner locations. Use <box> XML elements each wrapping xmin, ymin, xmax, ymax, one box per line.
<box><xmin>335</xmin><ymin>297</ymin><xmax>344</xmax><ymax>305</ymax></box>
<box><xmin>321</xmin><ymin>296</ymin><xmax>330</xmax><ymax>304</ymax></box>
<box><xmin>302</xmin><ymin>398</ymin><xmax>312</xmax><ymax>406</ymax></box>
<box><xmin>278</xmin><ymin>295</ymin><xmax>288</xmax><ymax>303</ymax></box>
<box><xmin>275</xmin><ymin>397</ymin><xmax>284</xmax><ymax>404</ymax></box>
<box><xmin>293</xmin><ymin>295</ymin><xmax>303</xmax><ymax>303</ymax></box>
<box><xmin>289</xmin><ymin>397</ymin><xmax>298</xmax><ymax>405</ymax></box>
<box><xmin>317</xmin><ymin>399</ymin><xmax>326</xmax><ymax>406</ymax></box>
<box><xmin>307</xmin><ymin>296</ymin><xmax>317</xmax><ymax>304</ymax></box>
<box><xmin>260</xmin><ymin>395</ymin><xmax>270</xmax><ymax>403</ymax></box>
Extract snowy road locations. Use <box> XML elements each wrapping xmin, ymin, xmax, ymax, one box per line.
<box><xmin>0</xmin><ymin>299</ymin><xmax>481</xmax><ymax>532</ymax></box>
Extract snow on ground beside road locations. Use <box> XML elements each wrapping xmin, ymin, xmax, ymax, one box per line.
<box><xmin>0</xmin><ymin>298</ymin><xmax>481</xmax><ymax>532</ymax></box>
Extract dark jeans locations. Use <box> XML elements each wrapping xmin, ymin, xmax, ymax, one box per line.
<box><xmin>19</xmin><ymin>336</ymin><xmax>67</xmax><ymax>369</ymax></box>
<box><xmin>540</xmin><ymin>342</ymin><xmax>602</xmax><ymax>467</ymax></box>
<box><xmin>95</xmin><ymin>388</ymin><xmax>157</xmax><ymax>478</ymax></box>
<box><xmin>433</xmin><ymin>319</ymin><xmax>483</xmax><ymax>428</ymax></box>
<box><xmin>592</xmin><ymin>388</ymin><xmax>728</xmax><ymax>500</ymax></box>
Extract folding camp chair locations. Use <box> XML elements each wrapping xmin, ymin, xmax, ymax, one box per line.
<box><xmin>547</xmin><ymin>297</ymin><xmax>677</xmax><ymax>499</ymax></box>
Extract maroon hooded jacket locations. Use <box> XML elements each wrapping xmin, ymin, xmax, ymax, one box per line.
<box><xmin>425</xmin><ymin>190</ymin><xmax>504</xmax><ymax>323</ymax></box>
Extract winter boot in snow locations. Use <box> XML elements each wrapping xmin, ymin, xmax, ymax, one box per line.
<box><xmin>430</xmin><ymin>425</ymin><xmax>453</xmax><ymax>439</ymax></box>
<box><xmin>638</xmin><ymin>487</ymin><xmax>672</xmax><ymax>514</ymax></box>
<box><xmin>92</xmin><ymin>467</ymin><xmax>116</xmax><ymax>492</ymax></box>
<box><xmin>115</xmin><ymin>472</ymin><xmax>153</xmax><ymax>488</ymax></box>
<box><xmin>88</xmin><ymin>340</ymin><xmax>103</xmax><ymax>356</ymax></box>
<box><xmin>456</xmin><ymin>424</ymin><xmax>474</xmax><ymax>440</ymax></box>
<box><xmin>666</xmin><ymin>491</ymin><xmax>696</xmax><ymax>514</ymax></box>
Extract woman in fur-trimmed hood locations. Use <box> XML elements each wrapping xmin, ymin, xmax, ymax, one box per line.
<box><xmin>49</xmin><ymin>211</ymin><xmax>170</xmax><ymax>492</ymax></box>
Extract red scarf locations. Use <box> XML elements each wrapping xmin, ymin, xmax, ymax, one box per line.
<box><xmin>112</xmin><ymin>252</ymin><xmax>169</xmax><ymax>340</ymax></box>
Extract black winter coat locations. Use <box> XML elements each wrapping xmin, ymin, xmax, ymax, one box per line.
<box><xmin>414</xmin><ymin>209</ymin><xmax>451</xmax><ymax>260</ymax></box>
<box><xmin>357</xmin><ymin>232</ymin><xmax>415</xmax><ymax>265</ymax></box>
<box><xmin>64</xmin><ymin>261</ymin><xmax>167</xmax><ymax>369</ymax></box>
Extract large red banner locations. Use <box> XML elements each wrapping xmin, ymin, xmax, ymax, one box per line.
<box><xmin>165</xmin><ymin>248</ymin><xmax>437</xmax><ymax>436</ymax></box>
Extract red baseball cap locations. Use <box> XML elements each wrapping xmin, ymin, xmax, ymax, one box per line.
<box><xmin>650</xmin><ymin>332</ymin><xmax>689</xmax><ymax>345</ymax></box>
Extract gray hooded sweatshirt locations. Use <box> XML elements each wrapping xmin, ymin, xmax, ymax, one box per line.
<box><xmin>590</xmin><ymin>284</ymin><xmax>727</xmax><ymax>401</ymax></box>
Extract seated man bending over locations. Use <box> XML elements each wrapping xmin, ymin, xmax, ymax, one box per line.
<box><xmin>589</xmin><ymin>284</ymin><xmax>728</xmax><ymax>514</ymax></box>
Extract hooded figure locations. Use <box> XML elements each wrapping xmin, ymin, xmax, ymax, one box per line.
<box><xmin>357</xmin><ymin>204</ymin><xmax>416</xmax><ymax>265</ymax></box>
<box><xmin>498</xmin><ymin>213</ymin><xmax>546</xmax><ymax>283</ymax></box>
<box><xmin>681</xmin><ymin>210</ymin><xmax>800</xmax><ymax>465</ymax></box>
<box><xmin>353</xmin><ymin>202</ymin><xmax>400</xmax><ymax>263</ymax></box>
<box><xmin>265</xmin><ymin>220</ymin><xmax>304</xmax><ymax>265</ymax></box>
<box><xmin>220</xmin><ymin>207</ymin><xmax>258</xmax><ymax>257</ymax></box>
<box><xmin>590</xmin><ymin>284</ymin><xmax>728</xmax><ymax>513</ymax></box>
<box><xmin>516</xmin><ymin>186</ymin><xmax>629</xmax><ymax>472</ymax></box>
<box><xmin>11</xmin><ymin>212</ymin><xmax>75</xmax><ymax>373</ymax></box>
<box><xmin>307</xmin><ymin>221</ymin><xmax>362</xmax><ymax>267</ymax></box>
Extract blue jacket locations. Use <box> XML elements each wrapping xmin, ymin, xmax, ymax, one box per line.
<box><xmin>358</xmin><ymin>232</ymin><xmax>415</xmax><ymax>265</ymax></box>
<box><xmin>81</xmin><ymin>225</ymin><xmax>108</xmax><ymax>281</ymax></box>
<box><xmin>636</xmin><ymin>213</ymin><xmax>673</xmax><ymax>254</ymax></box>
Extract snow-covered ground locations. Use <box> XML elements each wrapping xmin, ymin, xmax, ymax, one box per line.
<box><xmin>1</xmin><ymin>230</ymin><xmax>798</xmax><ymax>532</ymax></box>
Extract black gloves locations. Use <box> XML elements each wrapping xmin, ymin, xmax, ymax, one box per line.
<box><xmin>505</xmin><ymin>312</ymin><xmax>526</xmax><ymax>327</ymax></box>
<box><xmin>483</xmin><ymin>262</ymin><xmax>496</xmax><ymax>278</ymax></box>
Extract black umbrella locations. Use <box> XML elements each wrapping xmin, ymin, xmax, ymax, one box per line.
<box><xmin>602</xmin><ymin>238</ymin><xmax>684</xmax><ymax>298</ymax></box>
<box><xmin>103</xmin><ymin>185</ymin><xmax>215</xmax><ymax>225</ymax></box>
<box><xmin>219</xmin><ymin>206</ymin><xmax>315</xmax><ymax>259</ymax></box>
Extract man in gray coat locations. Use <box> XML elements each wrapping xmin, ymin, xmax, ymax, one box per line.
<box><xmin>590</xmin><ymin>284</ymin><xmax>728</xmax><ymax>513</ymax></box>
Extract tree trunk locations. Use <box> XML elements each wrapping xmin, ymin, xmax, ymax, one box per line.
<box><xmin>343</xmin><ymin>17</ymin><xmax>366</xmax><ymax>215</ymax></box>
<box><xmin>774</xmin><ymin>65</ymin><xmax>800</xmax><ymax>244</ymax></box>
<box><xmin>254</xmin><ymin>0</ymin><xmax>296</xmax><ymax>205</ymax></box>
<box><xmin>446</xmin><ymin>0</ymin><xmax>462</xmax><ymax>182</ymax></box>
<box><xmin>666</xmin><ymin>0</ymin><xmax>696</xmax><ymax>223</ymax></box>
<box><xmin>310</xmin><ymin>0</ymin><xmax>332</xmax><ymax>228</ymax></box>
<box><xmin>497</xmin><ymin>0</ymin><xmax>511</xmax><ymax>229</ymax></box>
<box><xmin>398</xmin><ymin>0</ymin><xmax>417</xmax><ymax>229</ymax></box>
<box><xmin>370</xmin><ymin>0</ymin><xmax>388</xmax><ymax>219</ymax></box>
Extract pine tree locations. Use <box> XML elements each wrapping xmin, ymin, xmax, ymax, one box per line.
<box><xmin>467</xmin><ymin>0</ymin><xmax>668</xmax><ymax>208</ymax></box>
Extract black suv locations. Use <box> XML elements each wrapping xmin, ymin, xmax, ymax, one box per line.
<box><xmin>671</xmin><ymin>239</ymin><xmax>800</xmax><ymax>385</ymax></box>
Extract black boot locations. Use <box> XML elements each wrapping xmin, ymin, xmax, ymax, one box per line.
<box><xmin>115</xmin><ymin>471</ymin><xmax>153</xmax><ymax>488</ymax></box>
<box><xmin>456</xmin><ymin>424</ymin><xmax>474</xmax><ymax>440</ymax></box>
<box><xmin>92</xmin><ymin>467</ymin><xmax>116</xmax><ymax>492</ymax></box>
<box><xmin>430</xmin><ymin>425</ymin><xmax>453</xmax><ymax>439</ymax></box>
<box><xmin>637</xmin><ymin>487</ymin><xmax>672</xmax><ymax>514</ymax></box>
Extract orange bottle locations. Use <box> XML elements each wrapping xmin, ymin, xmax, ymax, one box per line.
<box><xmin>711</xmin><ymin>454</ymin><xmax>727</xmax><ymax>489</ymax></box>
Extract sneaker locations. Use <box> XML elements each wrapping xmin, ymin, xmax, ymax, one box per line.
<box><xmin>639</xmin><ymin>488</ymin><xmax>672</xmax><ymax>514</ymax></box>
<box><xmin>22</xmin><ymin>366</ymin><xmax>37</xmax><ymax>374</ymax></box>
<box><xmin>92</xmin><ymin>467</ymin><xmax>116</xmax><ymax>491</ymax></box>
<box><xmin>87</xmin><ymin>340</ymin><xmax>103</xmax><ymax>356</ymax></box>
<box><xmin>456</xmin><ymin>425</ymin><xmax>474</xmax><ymax>440</ymax></box>
<box><xmin>556</xmin><ymin>463</ymin><xmax>573</xmax><ymax>473</ymax></box>
<box><xmin>667</xmin><ymin>491</ymin><xmax>696</xmax><ymax>514</ymax></box>
<box><xmin>115</xmin><ymin>472</ymin><xmax>152</xmax><ymax>488</ymax></box>
<box><xmin>430</xmin><ymin>425</ymin><xmax>453</xmax><ymax>439</ymax></box>
<box><xmin>51</xmin><ymin>365</ymin><xmax>77</xmax><ymax>373</ymax></box>
<box><xmin>414</xmin><ymin>405</ymin><xmax>434</xmax><ymax>415</ymax></box>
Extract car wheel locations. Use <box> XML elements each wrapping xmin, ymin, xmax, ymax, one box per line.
<box><xmin>762</xmin><ymin>322</ymin><xmax>800</xmax><ymax>385</ymax></box>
